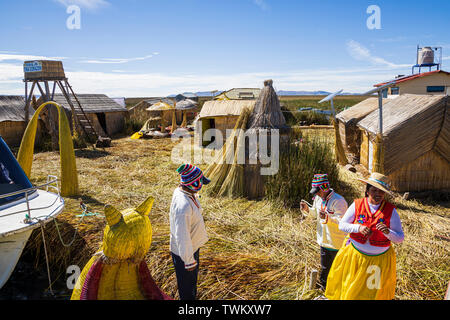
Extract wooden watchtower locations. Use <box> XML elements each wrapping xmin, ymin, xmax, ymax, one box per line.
<box><xmin>23</xmin><ymin>60</ymin><xmax>99</xmax><ymax>147</ymax></box>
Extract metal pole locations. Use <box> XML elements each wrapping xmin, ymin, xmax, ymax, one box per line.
<box><xmin>330</xmin><ymin>98</ymin><xmax>336</xmax><ymax>120</ymax></box>
<box><xmin>378</xmin><ymin>91</ymin><xmax>383</xmax><ymax>135</ymax></box>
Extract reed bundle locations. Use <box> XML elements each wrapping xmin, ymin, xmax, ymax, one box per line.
<box><xmin>204</xmin><ymin>108</ymin><xmax>252</xmax><ymax>198</ymax></box>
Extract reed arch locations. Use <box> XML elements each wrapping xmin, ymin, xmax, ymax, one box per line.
<box><xmin>17</xmin><ymin>101</ymin><xmax>79</xmax><ymax>197</ymax></box>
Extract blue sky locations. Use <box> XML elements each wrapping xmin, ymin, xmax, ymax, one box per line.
<box><xmin>1</xmin><ymin>0</ymin><xmax>449</xmax><ymax>96</ymax></box>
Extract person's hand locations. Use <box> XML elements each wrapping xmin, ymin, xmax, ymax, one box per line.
<box><xmin>359</xmin><ymin>225</ymin><xmax>372</xmax><ymax>237</ymax></box>
<box><xmin>376</xmin><ymin>222</ymin><xmax>390</xmax><ymax>235</ymax></box>
<box><xmin>319</xmin><ymin>210</ymin><xmax>327</xmax><ymax>219</ymax></box>
<box><xmin>300</xmin><ymin>201</ymin><xmax>309</xmax><ymax>213</ymax></box>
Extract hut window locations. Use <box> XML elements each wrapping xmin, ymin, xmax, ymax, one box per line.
<box><xmin>390</xmin><ymin>87</ymin><xmax>399</xmax><ymax>95</ymax></box>
<box><xmin>426</xmin><ymin>86</ymin><xmax>445</xmax><ymax>93</ymax></box>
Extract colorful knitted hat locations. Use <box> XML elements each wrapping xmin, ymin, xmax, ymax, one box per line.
<box><xmin>310</xmin><ymin>173</ymin><xmax>330</xmax><ymax>195</ymax></box>
<box><xmin>176</xmin><ymin>164</ymin><xmax>210</xmax><ymax>192</ymax></box>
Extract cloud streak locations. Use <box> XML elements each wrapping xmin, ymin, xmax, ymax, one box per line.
<box><xmin>54</xmin><ymin>0</ymin><xmax>109</xmax><ymax>10</ymax></box>
<box><xmin>79</xmin><ymin>53</ymin><xmax>158</xmax><ymax>64</ymax></box>
<box><xmin>0</xmin><ymin>53</ymin><xmax>65</xmax><ymax>62</ymax></box>
<box><xmin>347</xmin><ymin>40</ymin><xmax>410</xmax><ymax>68</ymax></box>
<box><xmin>253</xmin><ymin>0</ymin><xmax>269</xmax><ymax>11</ymax></box>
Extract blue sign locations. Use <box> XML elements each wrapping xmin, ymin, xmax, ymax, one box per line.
<box><xmin>24</xmin><ymin>61</ymin><xmax>42</xmax><ymax>73</ymax></box>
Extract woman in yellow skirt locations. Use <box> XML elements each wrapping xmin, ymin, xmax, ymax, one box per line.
<box><xmin>325</xmin><ymin>172</ymin><xmax>404</xmax><ymax>300</ymax></box>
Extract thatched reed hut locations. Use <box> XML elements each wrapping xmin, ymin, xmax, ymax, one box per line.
<box><xmin>336</xmin><ymin>97</ymin><xmax>386</xmax><ymax>164</ymax></box>
<box><xmin>357</xmin><ymin>94</ymin><xmax>449</xmax><ymax>193</ymax></box>
<box><xmin>0</xmin><ymin>95</ymin><xmax>42</xmax><ymax>146</ymax></box>
<box><xmin>129</xmin><ymin>98</ymin><xmax>198</xmax><ymax>125</ymax></box>
<box><xmin>245</xmin><ymin>79</ymin><xmax>289</xmax><ymax>199</ymax></box>
<box><xmin>203</xmin><ymin>80</ymin><xmax>289</xmax><ymax>200</ymax></box>
<box><xmin>49</xmin><ymin>94</ymin><xmax>128</xmax><ymax>136</ymax></box>
<box><xmin>195</xmin><ymin>99</ymin><xmax>257</xmax><ymax>147</ymax></box>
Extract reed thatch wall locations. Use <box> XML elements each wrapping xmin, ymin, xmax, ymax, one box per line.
<box><xmin>0</xmin><ymin>95</ymin><xmax>43</xmax><ymax>146</ymax></box>
<box><xmin>388</xmin><ymin>150</ymin><xmax>450</xmax><ymax>192</ymax></box>
<box><xmin>357</xmin><ymin>94</ymin><xmax>449</xmax><ymax>192</ymax></box>
<box><xmin>336</xmin><ymin>97</ymin><xmax>386</xmax><ymax>164</ymax></box>
<box><xmin>197</xmin><ymin>100</ymin><xmax>257</xmax><ymax>147</ymax></box>
<box><xmin>0</xmin><ymin>120</ymin><xmax>43</xmax><ymax>147</ymax></box>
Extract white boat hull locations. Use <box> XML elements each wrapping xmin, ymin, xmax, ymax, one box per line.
<box><xmin>0</xmin><ymin>189</ymin><xmax>64</xmax><ymax>289</ymax></box>
<box><xmin>0</xmin><ymin>230</ymin><xmax>32</xmax><ymax>289</ymax></box>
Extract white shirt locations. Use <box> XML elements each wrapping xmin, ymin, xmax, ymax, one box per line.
<box><xmin>339</xmin><ymin>201</ymin><xmax>404</xmax><ymax>255</ymax></box>
<box><xmin>169</xmin><ymin>187</ymin><xmax>209</xmax><ymax>269</ymax></box>
<box><xmin>311</xmin><ymin>190</ymin><xmax>349</xmax><ymax>250</ymax></box>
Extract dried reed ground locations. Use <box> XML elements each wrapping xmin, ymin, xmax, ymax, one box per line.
<box><xmin>27</xmin><ymin>134</ymin><xmax>449</xmax><ymax>300</ymax></box>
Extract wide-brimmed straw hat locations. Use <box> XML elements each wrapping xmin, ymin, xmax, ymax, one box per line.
<box><xmin>358</xmin><ymin>172</ymin><xmax>392</xmax><ymax>195</ymax></box>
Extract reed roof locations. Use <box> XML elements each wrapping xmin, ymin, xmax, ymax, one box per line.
<box><xmin>357</xmin><ymin>94</ymin><xmax>449</xmax><ymax>174</ymax></box>
<box><xmin>52</xmin><ymin>94</ymin><xmax>127</xmax><ymax>114</ymax></box>
<box><xmin>336</xmin><ymin>97</ymin><xmax>387</xmax><ymax>124</ymax></box>
<box><xmin>247</xmin><ymin>79</ymin><xmax>287</xmax><ymax>129</ymax></box>
<box><xmin>199</xmin><ymin>100</ymin><xmax>256</xmax><ymax>118</ymax></box>
<box><xmin>0</xmin><ymin>95</ymin><xmax>36</xmax><ymax>122</ymax></box>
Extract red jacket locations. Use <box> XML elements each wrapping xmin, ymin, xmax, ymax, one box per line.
<box><xmin>349</xmin><ymin>198</ymin><xmax>395</xmax><ymax>247</ymax></box>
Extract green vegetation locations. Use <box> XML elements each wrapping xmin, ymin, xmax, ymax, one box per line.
<box><xmin>266</xmin><ymin>131</ymin><xmax>339</xmax><ymax>208</ymax></box>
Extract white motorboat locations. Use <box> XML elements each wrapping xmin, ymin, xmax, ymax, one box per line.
<box><xmin>0</xmin><ymin>136</ymin><xmax>64</xmax><ymax>289</ymax></box>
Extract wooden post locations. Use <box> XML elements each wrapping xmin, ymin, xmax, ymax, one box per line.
<box><xmin>24</xmin><ymin>81</ymin><xmax>29</xmax><ymax>123</ymax></box>
<box><xmin>57</xmin><ymin>80</ymin><xmax>79</xmax><ymax>132</ymax></box>
<box><xmin>309</xmin><ymin>269</ymin><xmax>318</xmax><ymax>290</ymax></box>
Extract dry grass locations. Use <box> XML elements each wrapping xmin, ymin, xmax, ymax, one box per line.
<box><xmin>24</xmin><ymin>134</ymin><xmax>450</xmax><ymax>300</ymax></box>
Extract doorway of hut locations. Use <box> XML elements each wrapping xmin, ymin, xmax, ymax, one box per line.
<box><xmin>96</xmin><ymin>113</ymin><xmax>108</xmax><ymax>136</ymax></box>
<box><xmin>201</xmin><ymin>118</ymin><xmax>216</xmax><ymax>147</ymax></box>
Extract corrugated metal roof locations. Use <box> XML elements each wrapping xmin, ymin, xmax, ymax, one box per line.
<box><xmin>0</xmin><ymin>95</ymin><xmax>36</xmax><ymax>122</ymax></box>
<box><xmin>51</xmin><ymin>94</ymin><xmax>127</xmax><ymax>113</ymax></box>
<box><xmin>221</xmin><ymin>88</ymin><xmax>261</xmax><ymax>100</ymax></box>
<box><xmin>374</xmin><ymin>70</ymin><xmax>450</xmax><ymax>87</ymax></box>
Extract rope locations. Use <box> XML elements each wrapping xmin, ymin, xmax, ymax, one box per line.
<box><xmin>39</xmin><ymin>220</ymin><xmax>54</xmax><ymax>297</ymax></box>
<box><xmin>21</xmin><ymin>201</ymin><xmax>102</xmax><ymax>297</ymax></box>
<box><xmin>53</xmin><ymin>201</ymin><xmax>103</xmax><ymax>248</ymax></box>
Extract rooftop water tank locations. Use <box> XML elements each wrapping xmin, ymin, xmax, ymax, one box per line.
<box><xmin>418</xmin><ymin>47</ymin><xmax>435</xmax><ymax>65</ymax></box>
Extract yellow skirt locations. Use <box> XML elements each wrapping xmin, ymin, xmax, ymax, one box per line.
<box><xmin>325</xmin><ymin>242</ymin><xmax>396</xmax><ymax>300</ymax></box>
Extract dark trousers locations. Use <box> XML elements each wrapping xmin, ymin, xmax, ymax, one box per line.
<box><xmin>171</xmin><ymin>249</ymin><xmax>200</xmax><ymax>300</ymax></box>
<box><xmin>318</xmin><ymin>246</ymin><xmax>338</xmax><ymax>290</ymax></box>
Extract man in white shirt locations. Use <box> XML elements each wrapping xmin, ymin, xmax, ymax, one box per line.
<box><xmin>170</xmin><ymin>164</ymin><xmax>210</xmax><ymax>300</ymax></box>
<box><xmin>300</xmin><ymin>173</ymin><xmax>348</xmax><ymax>290</ymax></box>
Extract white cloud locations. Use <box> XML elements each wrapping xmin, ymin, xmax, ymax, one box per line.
<box><xmin>347</xmin><ymin>40</ymin><xmax>410</xmax><ymax>68</ymax></box>
<box><xmin>79</xmin><ymin>54</ymin><xmax>156</xmax><ymax>64</ymax></box>
<box><xmin>0</xmin><ymin>65</ymin><xmax>409</xmax><ymax>97</ymax></box>
<box><xmin>0</xmin><ymin>53</ymin><xmax>65</xmax><ymax>62</ymax></box>
<box><xmin>253</xmin><ymin>0</ymin><xmax>269</xmax><ymax>11</ymax></box>
<box><xmin>54</xmin><ymin>0</ymin><xmax>109</xmax><ymax>10</ymax></box>
<box><xmin>0</xmin><ymin>51</ymin><xmax>412</xmax><ymax>97</ymax></box>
